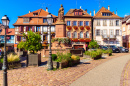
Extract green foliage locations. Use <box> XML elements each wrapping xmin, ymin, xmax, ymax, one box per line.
<box><xmin>51</xmin><ymin>38</ymin><xmax>71</xmax><ymax>44</ymax></box>
<box><xmin>102</xmin><ymin>49</ymin><xmax>113</xmax><ymax>54</ymax></box>
<box><xmin>88</xmin><ymin>40</ymin><xmax>99</xmax><ymax>49</ymax></box>
<box><xmin>18</xmin><ymin>31</ymin><xmax>42</xmax><ymax>54</ymax></box>
<box><xmin>51</xmin><ymin>54</ymin><xmax>57</xmax><ymax>61</ymax></box>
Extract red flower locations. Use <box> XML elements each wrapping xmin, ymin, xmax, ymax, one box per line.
<box><xmin>67</xmin><ymin>26</ymin><xmax>72</xmax><ymax>30</ymax></box>
<box><xmin>80</xmin><ymin>26</ymin><xmax>84</xmax><ymax>30</ymax></box>
<box><xmin>85</xmin><ymin>26</ymin><xmax>90</xmax><ymax>30</ymax></box>
<box><xmin>85</xmin><ymin>38</ymin><xmax>91</xmax><ymax>42</ymax></box>
<box><xmin>72</xmin><ymin>38</ymin><xmax>79</xmax><ymax>42</ymax></box>
<box><xmin>79</xmin><ymin>38</ymin><xmax>85</xmax><ymax>42</ymax></box>
<box><xmin>73</xmin><ymin>26</ymin><xmax>78</xmax><ymax>30</ymax></box>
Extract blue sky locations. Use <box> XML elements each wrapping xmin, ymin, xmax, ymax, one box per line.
<box><xmin>0</xmin><ymin>0</ymin><xmax>129</xmax><ymax>28</ymax></box>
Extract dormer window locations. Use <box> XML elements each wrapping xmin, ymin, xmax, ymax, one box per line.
<box><xmin>43</xmin><ymin>19</ymin><xmax>47</xmax><ymax>23</ymax></box>
<box><xmin>74</xmin><ymin>9</ymin><xmax>83</xmax><ymax>15</ymax></box>
<box><xmin>23</xmin><ymin>18</ymin><xmax>30</xmax><ymax>23</ymax></box>
<box><xmin>102</xmin><ymin>13</ymin><xmax>112</xmax><ymax>16</ymax></box>
<box><xmin>33</xmin><ymin>12</ymin><xmax>38</xmax><ymax>16</ymax></box>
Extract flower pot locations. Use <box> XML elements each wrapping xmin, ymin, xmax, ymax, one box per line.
<box><xmin>28</xmin><ymin>53</ymin><xmax>41</xmax><ymax>66</ymax></box>
<box><xmin>8</xmin><ymin>61</ymin><xmax>21</xmax><ymax>69</ymax></box>
<box><xmin>53</xmin><ymin>61</ymin><xmax>68</xmax><ymax>69</ymax></box>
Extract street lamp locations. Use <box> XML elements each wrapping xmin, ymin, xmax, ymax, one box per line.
<box><xmin>1</xmin><ymin>15</ymin><xmax>9</xmax><ymax>86</ymax></box>
<box><xmin>47</xmin><ymin>13</ymin><xmax>53</xmax><ymax>70</ymax></box>
<box><xmin>107</xmin><ymin>35</ymin><xmax>110</xmax><ymax>49</ymax></box>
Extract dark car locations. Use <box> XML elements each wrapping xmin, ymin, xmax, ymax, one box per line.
<box><xmin>78</xmin><ymin>48</ymin><xmax>85</xmax><ymax>53</ymax></box>
<box><xmin>106</xmin><ymin>45</ymin><xmax>120</xmax><ymax>53</ymax></box>
<box><xmin>99</xmin><ymin>45</ymin><xmax>108</xmax><ymax>50</ymax></box>
<box><xmin>118</xmin><ymin>46</ymin><xmax>129</xmax><ymax>53</ymax></box>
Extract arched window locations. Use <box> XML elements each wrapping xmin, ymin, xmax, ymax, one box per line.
<box><xmin>67</xmin><ymin>31</ymin><xmax>71</xmax><ymax>38</ymax></box>
<box><xmin>86</xmin><ymin>31</ymin><xmax>89</xmax><ymax>38</ymax></box>
<box><xmin>73</xmin><ymin>31</ymin><xmax>77</xmax><ymax>38</ymax></box>
<box><xmin>80</xmin><ymin>32</ymin><xmax>83</xmax><ymax>38</ymax></box>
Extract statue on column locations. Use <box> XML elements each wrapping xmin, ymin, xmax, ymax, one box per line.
<box><xmin>58</xmin><ymin>4</ymin><xmax>64</xmax><ymax>23</ymax></box>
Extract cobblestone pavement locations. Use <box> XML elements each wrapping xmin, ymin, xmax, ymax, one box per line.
<box><xmin>0</xmin><ymin>53</ymin><xmax>129</xmax><ymax>86</ymax></box>
<box><xmin>120</xmin><ymin>60</ymin><xmax>130</xmax><ymax>86</ymax></box>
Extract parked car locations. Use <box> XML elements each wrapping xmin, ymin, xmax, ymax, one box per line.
<box><xmin>99</xmin><ymin>45</ymin><xmax>108</xmax><ymax>50</ymax></box>
<box><xmin>118</xmin><ymin>46</ymin><xmax>129</xmax><ymax>53</ymax></box>
<box><xmin>106</xmin><ymin>45</ymin><xmax>120</xmax><ymax>53</ymax></box>
<box><xmin>78</xmin><ymin>48</ymin><xmax>85</xmax><ymax>53</ymax></box>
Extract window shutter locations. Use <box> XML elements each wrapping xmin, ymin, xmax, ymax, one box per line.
<box><xmin>72</xmin><ymin>33</ymin><xmax>73</xmax><ymax>38</ymax></box>
<box><xmin>17</xmin><ymin>36</ymin><xmax>20</xmax><ymax>41</ymax></box>
<box><xmin>78</xmin><ymin>21</ymin><xmax>80</xmax><ymax>26</ymax></box>
<box><xmin>32</xmin><ymin>26</ymin><xmax>35</xmax><ymax>32</ymax></box>
<box><xmin>6</xmin><ymin>28</ymin><xmax>8</xmax><ymax>34</ymax></box>
<box><xmin>19</xmin><ymin>26</ymin><xmax>21</xmax><ymax>32</ymax></box>
<box><xmin>26</xmin><ymin>26</ymin><xmax>29</xmax><ymax>32</ymax></box>
<box><xmin>78</xmin><ymin>33</ymin><xmax>80</xmax><ymax>38</ymax></box>
<box><xmin>90</xmin><ymin>33</ymin><xmax>91</xmax><ymax>38</ymax></box>
<box><xmin>84</xmin><ymin>33</ymin><xmax>86</xmax><ymax>38</ymax></box>
<box><xmin>21</xmin><ymin>26</ymin><xmax>23</xmax><ymax>32</ymax></box>
<box><xmin>89</xmin><ymin>21</ymin><xmax>91</xmax><ymax>27</ymax></box>
<box><xmin>84</xmin><ymin>21</ymin><xmax>86</xmax><ymax>26</ymax></box>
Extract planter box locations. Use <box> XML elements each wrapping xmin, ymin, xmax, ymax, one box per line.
<box><xmin>53</xmin><ymin>61</ymin><xmax>68</xmax><ymax>69</ymax></box>
<box><xmin>92</xmin><ymin>55</ymin><xmax>102</xmax><ymax>60</ymax></box>
<box><xmin>8</xmin><ymin>61</ymin><xmax>21</xmax><ymax>69</ymax></box>
<box><xmin>28</xmin><ymin>53</ymin><xmax>41</xmax><ymax>66</ymax></box>
<box><xmin>0</xmin><ymin>62</ymin><xmax>2</xmax><ymax>70</ymax></box>
<box><xmin>69</xmin><ymin>59</ymin><xmax>80</xmax><ymax>66</ymax></box>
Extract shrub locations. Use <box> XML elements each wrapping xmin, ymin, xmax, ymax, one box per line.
<box><xmin>71</xmin><ymin>55</ymin><xmax>80</xmax><ymax>60</ymax></box>
<box><xmin>52</xmin><ymin>54</ymin><xmax>57</xmax><ymax>61</ymax></box>
<box><xmin>88</xmin><ymin>40</ymin><xmax>99</xmax><ymax>49</ymax></box>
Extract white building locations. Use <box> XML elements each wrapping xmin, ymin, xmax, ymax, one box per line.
<box><xmin>93</xmin><ymin>6</ymin><xmax>123</xmax><ymax>46</ymax></box>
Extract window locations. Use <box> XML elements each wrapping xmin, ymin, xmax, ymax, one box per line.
<box><xmin>86</xmin><ymin>21</ymin><xmax>89</xmax><ymax>26</ymax></box>
<box><xmin>110</xmin><ymin>20</ymin><xmax>113</xmax><ymax>26</ymax></box>
<box><xmin>73</xmin><ymin>32</ymin><xmax>77</xmax><ymax>38</ymax></box>
<box><xmin>43</xmin><ymin>26</ymin><xmax>47</xmax><ymax>32</ymax></box>
<box><xmin>79</xmin><ymin>21</ymin><xmax>83</xmax><ymax>26</ymax></box>
<box><xmin>86</xmin><ymin>32</ymin><xmax>89</xmax><ymax>38</ymax></box>
<box><xmin>116</xmin><ymin>20</ymin><xmax>119</xmax><ymax>26</ymax></box>
<box><xmin>116</xmin><ymin>30</ymin><xmax>119</xmax><ymax>36</ymax></box>
<box><xmin>103</xmin><ymin>30</ymin><xmax>107</xmax><ymax>35</ymax></box>
<box><xmin>103</xmin><ymin>20</ymin><xmax>107</xmax><ymax>26</ymax></box>
<box><xmin>102</xmin><ymin>13</ymin><xmax>111</xmax><ymax>16</ymax></box>
<box><xmin>123</xmin><ymin>35</ymin><xmax>126</xmax><ymax>39</ymax></box>
<box><xmin>74</xmin><ymin>12</ymin><xmax>78</xmax><ymax>15</ymax></box>
<box><xmin>33</xmin><ymin>12</ymin><xmax>38</xmax><ymax>16</ymax></box>
<box><xmin>43</xmin><ymin>35</ymin><xmax>47</xmax><ymax>41</ymax></box>
<box><xmin>36</xmin><ymin>27</ymin><xmax>40</xmax><ymax>32</ymax></box>
<box><xmin>67</xmin><ymin>21</ymin><xmax>71</xmax><ymax>26</ymax></box>
<box><xmin>97</xmin><ymin>20</ymin><xmax>100</xmax><ymax>26</ymax></box>
<box><xmin>67</xmin><ymin>32</ymin><xmax>71</xmax><ymax>38</ymax></box>
<box><xmin>73</xmin><ymin>21</ymin><xmax>77</xmax><ymax>26</ymax></box>
<box><xmin>51</xmin><ymin>26</ymin><xmax>55</xmax><ymax>32</ymax></box>
<box><xmin>43</xmin><ymin>19</ymin><xmax>47</xmax><ymax>23</ymax></box>
<box><xmin>123</xmin><ymin>27</ymin><xmax>125</xmax><ymax>31</ymax></box>
<box><xmin>23</xmin><ymin>18</ymin><xmax>29</xmax><ymax>23</ymax></box>
<box><xmin>96</xmin><ymin>29</ymin><xmax>100</xmax><ymax>36</ymax></box>
<box><xmin>29</xmin><ymin>27</ymin><xmax>32</xmax><ymax>31</ymax></box>
<box><xmin>110</xmin><ymin>29</ymin><xmax>114</xmax><ymax>35</ymax></box>
<box><xmin>80</xmin><ymin>32</ymin><xmax>83</xmax><ymax>38</ymax></box>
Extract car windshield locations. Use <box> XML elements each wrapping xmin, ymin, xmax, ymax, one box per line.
<box><xmin>111</xmin><ymin>46</ymin><xmax>117</xmax><ymax>48</ymax></box>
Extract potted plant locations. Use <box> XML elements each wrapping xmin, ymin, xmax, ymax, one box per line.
<box><xmin>73</xmin><ymin>26</ymin><xmax>78</xmax><ymax>30</ymax></box>
<box><xmin>67</xmin><ymin>26</ymin><xmax>72</xmax><ymax>30</ymax></box>
<box><xmin>18</xmin><ymin>31</ymin><xmax>42</xmax><ymax>66</ymax></box>
<box><xmin>85</xmin><ymin>26</ymin><xmax>90</xmax><ymax>30</ymax></box>
<box><xmin>85</xmin><ymin>38</ymin><xmax>91</xmax><ymax>42</ymax></box>
<box><xmin>79</xmin><ymin>38</ymin><xmax>85</xmax><ymax>42</ymax></box>
<box><xmin>80</xmin><ymin>26</ymin><xmax>84</xmax><ymax>30</ymax></box>
<box><xmin>71</xmin><ymin>55</ymin><xmax>80</xmax><ymax>65</ymax></box>
<box><xmin>72</xmin><ymin>38</ymin><xmax>79</xmax><ymax>42</ymax></box>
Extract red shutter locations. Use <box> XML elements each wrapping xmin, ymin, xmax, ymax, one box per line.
<box><xmin>21</xmin><ymin>26</ymin><xmax>23</xmax><ymax>32</ymax></box>
<box><xmin>19</xmin><ymin>26</ymin><xmax>21</xmax><ymax>32</ymax></box>
<box><xmin>26</xmin><ymin>26</ymin><xmax>29</xmax><ymax>32</ymax></box>
<box><xmin>72</xmin><ymin>33</ymin><xmax>73</xmax><ymax>38</ymax></box>
<box><xmin>6</xmin><ymin>28</ymin><xmax>8</xmax><ymax>34</ymax></box>
<box><xmin>78</xmin><ymin>33</ymin><xmax>80</xmax><ymax>38</ymax></box>
<box><xmin>32</xmin><ymin>26</ymin><xmax>35</xmax><ymax>32</ymax></box>
<box><xmin>17</xmin><ymin>36</ymin><xmax>20</xmax><ymax>41</ymax></box>
<box><xmin>84</xmin><ymin>33</ymin><xmax>86</xmax><ymax>38</ymax></box>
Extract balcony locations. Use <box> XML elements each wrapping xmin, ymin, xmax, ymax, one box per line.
<box><xmin>102</xmin><ymin>35</ymin><xmax>108</xmax><ymax>39</ymax></box>
<box><xmin>109</xmin><ymin>35</ymin><xmax>116</xmax><ymax>39</ymax></box>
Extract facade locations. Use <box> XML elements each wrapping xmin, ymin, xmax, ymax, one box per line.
<box><xmin>122</xmin><ymin>15</ymin><xmax>130</xmax><ymax>49</ymax></box>
<box><xmin>13</xmin><ymin>8</ymin><xmax>57</xmax><ymax>49</ymax></box>
<box><xmin>64</xmin><ymin>9</ymin><xmax>92</xmax><ymax>50</ymax></box>
<box><xmin>93</xmin><ymin>6</ymin><xmax>123</xmax><ymax>46</ymax></box>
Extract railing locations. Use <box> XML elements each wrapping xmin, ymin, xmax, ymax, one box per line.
<box><xmin>109</xmin><ymin>35</ymin><xmax>116</xmax><ymax>39</ymax></box>
<box><xmin>102</xmin><ymin>35</ymin><xmax>108</xmax><ymax>39</ymax></box>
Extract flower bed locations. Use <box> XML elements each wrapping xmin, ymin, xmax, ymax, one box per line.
<box><xmin>85</xmin><ymin>26</ymin><xmax>90</xmax><ymax>30</ymax></box>
<box><xmin>80</xmin><ymin>26</ymin><xmax>84</xmax><ymax>30</ymax></box>
<box><xmin>102</xmin><ymin>49</ymin><xmax>112</xmax><ymax>57</ymax></box>
<box><xmin>73</xmin><ymin>26</ymin><xmax>78</xmax><ymax>30</ymax></box>
<box><xmin>67</xmin><ymin>26</ymin><xmax>72</xmax><ymax>30</ymax></box>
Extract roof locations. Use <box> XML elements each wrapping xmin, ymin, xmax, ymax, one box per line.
<box><xmin>0</xmin><ymin>23</ymin><xmax>6</xmax><ymax>29</ymax></box>
<box><xmin>64</xmin><ymin>9</ymin><xmax>92</xmax><ymax>18</ymax></box>
<box><xmin>19</xmin><ymin>9</ymin><xmax>57</xmax><ymax>18</ymax></box>
<box><xmin>122</xmin><ymin>15</ymin><xmax>130</xmax><ymax>23</ymax></box>
<box><xmin>0</xmin><ymin>28</ymin><xmax>15</xmax><ymax>35</ymax></box>
<box><xmin>93</xmin><ymin>7</ymin><xmax>122</xmax><ymax>19</ymax></box>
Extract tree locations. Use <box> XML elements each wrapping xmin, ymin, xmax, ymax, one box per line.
<box><xmin>88</xmin><ymin>40</ymin><xmax>99</xmax><ymax>49</ymax></box>
<box><xmin>18</xmin><ymin>31</ymin><xmax>42</xmax><ymax>54</ymax></box>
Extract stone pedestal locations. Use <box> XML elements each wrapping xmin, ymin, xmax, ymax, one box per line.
<box><xmin>55</xmin><ymin>24</ymin><xmax>66</xmax><ymax>38</ymax></box>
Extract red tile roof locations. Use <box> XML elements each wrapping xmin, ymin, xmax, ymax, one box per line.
<box><xmin>0</xmin><ymin>29</ymin><xmax>15</xmax><ymax>35</ymax></box>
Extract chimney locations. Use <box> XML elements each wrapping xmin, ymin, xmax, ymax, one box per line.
<box><xmin>94</xmin><ymin>9</ymin><xmax>95</xmax><ymax>16</ymax></box>
<box><xmin>90</xmin><ymin>11</ymin><xmax>91</xmax><ymax>16</ymax></box>
<box><xmin>29</xmin><ymin>10</ymin><xmax>31</xmax><ymax>13</ymax></box>
<box><xmin>46</xmin><ymin>7</ymin><xmax>48</xmax><ymax>12</ymax></box>
<box><xmin>85</xmin><ymin>9</ymin><xmax>87</xmax><ymax>13</ymax></box>
<box><xmin>108</xmin><ymin>5</ymin><xmax>110</xmax><ymax>10</ymax></box>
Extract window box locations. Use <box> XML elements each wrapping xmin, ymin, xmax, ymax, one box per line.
<box><xmin>79</xmin><ymin>38</ymin><xmax>85</xmax><ymax>42</ymax></box>
<box><xmin>85</xmin><ymin>38</ymin><xmax>91</xmax><ymax>42</ymax></box>
<box><xmin>85</xmin><ymin>26</ymin><xmax>90</xmax><ymax>30</ymax></box>
<box><xmin>72</xmin><ymin>38</ymin><xmax>79</xmax><ymax>42</ymax></box>
<box><xmin>43</xmin><ymin>32</ymin><xmax>48</xmax><ymax>34</ymax></box>
<box><xmin>67</xmin><ymin>26</ymin><xmax>72</xmax><ymax>30</ymax></box>
<box><xmin>36</xmin><ymin>32</ymin><xmax>41</xmax><ymax>34</ymax></box>
<box><xmin>73</xmin><ymin>26</ymin><xmax>78</xmax><ymax>30</ymax></box>
<box><xmin>80</xmin><ymin>26</ymin><xmax>84</xmax><ymax>30</ymax></box>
